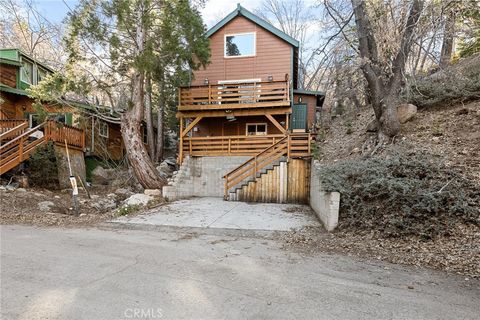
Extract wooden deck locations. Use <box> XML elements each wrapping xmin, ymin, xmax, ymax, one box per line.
<box><xmin>0</xmin><ymin>120</ymin><xmax>85</xmax><ymax>175</ymax></box>
<box><xmin>178</xmin><ymin>80</ymin><xmax>290</xmax><ymax>111</ymax></box>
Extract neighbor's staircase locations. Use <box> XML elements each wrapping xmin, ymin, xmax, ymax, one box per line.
<box><xmin>0</xmin><ymin>119</ymin><xmax>85</xmax><ymax>175</ymax></box>
<box><xmin>223</xmin><ymin>133</ymin><xmax>312</xmax><ymax>202</ymax></box>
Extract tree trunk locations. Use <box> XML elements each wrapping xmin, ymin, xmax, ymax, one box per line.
<box><xmin>439</xmin><ymin>8</ymin><xmax>456</xmax><ymax>68</ymax></box>
<box><xmin>121</xmin><ymin>110</ymin><xmax>165</xmax><ymax>189</ymax></box>
<box><xmin>352</xmin><ymin>0</ymin><xmax>423</xmax><ymax>139</ymax></box>
<box><xmin>120</xmin><ymin>3</ymin><xmax>165</xmax><ymax>189</ymax></box>
<box><xmin>145</xmin><ymin>75</ymin><xmax>155</xmax><ymax>159</ymax></box>
<box><xmin>155</xmin><ymin>92</ymin><xmax>165</xmax><ymax>162</ymax></box>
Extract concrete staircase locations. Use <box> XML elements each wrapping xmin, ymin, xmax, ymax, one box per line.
<box><xmin>162</xmin><ymin>156</ymin><xmax>195</xmax><ymax>200</ymax></box>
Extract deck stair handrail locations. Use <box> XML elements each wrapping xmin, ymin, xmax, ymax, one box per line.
<box><xmin>0</xmin><ymin>122</ymin><xmax>47</xmax><ymax>175</ymax></box>
<box><xmin>0</xmin><ymin>120</ymin><xmax>86</xmax><ymax>175</ymax></box>
<box><xmin>223</xmin><ymin>133</ymin><xmax>313</xmax><ymax>198</ymax></box>
<box><xmin>0</xmin><ymin>119</ymin><xmax>29</xmax><ymax>141</ymax></box>
<box><xmin>223</xmin><ymin>136</ymin><xmax>288</xmax><ymax>198</ymax></box>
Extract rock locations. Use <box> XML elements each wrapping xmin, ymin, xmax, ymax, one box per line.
<box><xmin>123</xmin><ymin>193</ymin><xmax>153</xmax><ymax>206</ymax></box>
<box><xmin>16</xmin><ymin>188</ymin><xmax>27</xmax><ymax>192</ymax></box>
<box><xmin>38</xmin><ymin>201</ymin><xmax>55</xmax><ymax>212</ymax></box>
<box><xmin>91</xmin><ymin>166</ymin><xmax>111</xmax><ymax>185</ymax></box>
<box><xmin>164</xmin><ymin>157</ymin><xmax>177</xmax><ymax>166</ymax></box>
<box><xmin>6</xmin><ymin>183</ymin><xmax>18</xmax><ymax>191</ymax></box>
<box><xmin>107</xmin><ymin>193</ymin><xmax>117</xmax><ymax>198</ymax></box>
<box><xmin>0</xmin><ymin>186</ymin><xmax>6</xmax><ymax>191</ymax></box>
<box><xmin>91</xmin><ymin>198</ymin><xmax>117</xmax><ymax>212</ymax></box>
<box><xmin>144</xmin><ymin>189</ymin><xmax>161</xmax><ymax>196</ymax></box>
<box><xmin>115</xmin><ymin>188</ymin><xmax>134</xmax><ymax>197</ymax></box>
<box><xmin>54</xmin><ymin>195</ymin><xmax>61</xmax><ymax>199</ymax></box>
<box><xmin>366</xmin><ymin>119</ymin><xmax>378</xmax><ymax>132</ymax></box>
<box><xmin>397</xmin><ymin>104</ymin><xmax>417</xmax><ymax>124</ymax></box>
<box><xmin>351</xmin><ymin>147</ymin><xmax>361</xmax><ymax>154</ymax></box>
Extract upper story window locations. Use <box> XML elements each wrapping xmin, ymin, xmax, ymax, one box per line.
<box><xmin>224</xmin><ymin>32</ymin><xmax>255</xmax><ymax>58</ymax></box>
<box><xmin>37</xmin><ymin>68</ymin><xmax>48</xmax><ymax>83</ymax></box>
<box><xmin>21</xmin><ymin>59</ymin><xmax>34</xmax><ymax>84</ymax></box>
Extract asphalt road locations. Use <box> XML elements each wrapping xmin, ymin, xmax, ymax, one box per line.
<box><xmin>1</xmin><ymin>224</ymin><xmax>479</xmax><ymax>320</ymax></box>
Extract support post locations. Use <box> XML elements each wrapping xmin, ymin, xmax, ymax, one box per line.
<box><xmin>179</xmin><ymin>117</ymin><xmax>183</xmax><ymax>164</ymax></box>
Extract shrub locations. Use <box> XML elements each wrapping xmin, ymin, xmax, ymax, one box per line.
<box><xmin>26</xmin><ymin>141</ymin><xmax>59</xmax><ymax>188</ymax></box>
<box><xmin>317</xmin><ymin>149</ymin><xmax>480</xmax><ymax>239</ymax></box>
<box><xmin>403</xmin><ymin>54</ymin><xmax>480</xmax><ymax>108</ymax></box>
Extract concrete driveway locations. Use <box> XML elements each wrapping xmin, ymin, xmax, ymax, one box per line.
<box><xmin>1</xmin><ymin>225</ymin><xmax>479</xmax><ymax>320</ymax></box>
<box><xmin>112</xmin><ymin>197</ymin><xmax>321</xmax><ymax>232</ymax></box>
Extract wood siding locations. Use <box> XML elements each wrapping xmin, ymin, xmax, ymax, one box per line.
<box><xmin>0</xmin><ymin>92</ymin><xmax>75</xmax><ymax>119</ymax></box>
<box><xmin>293</xmin><ymin>93</ymin><xmax>317</xmax><ymax>129</ymax></box>
<box><xmin>0</xmin><ymin>63</ymin><xmax>17</xmax><ymax>88</ymax></box>
<box><xmin>84</xmin><ymin>118</ymin><xmax>124</xmax><ymax>161</ymax></box>
<box><xmin>193</xmin><ymin>16</ymin><xmax>292</xmax><ymax>85</ymax></box>
<box><xmin>191</xmin><ymin>115</ymin><xmax>287</xmax><ymax>137</ymax></box>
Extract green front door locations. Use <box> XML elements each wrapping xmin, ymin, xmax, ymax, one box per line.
<box><xmin>291</xmin><ymin>104</ymin><xmax>307</xmax><ymax>131</ymax></box>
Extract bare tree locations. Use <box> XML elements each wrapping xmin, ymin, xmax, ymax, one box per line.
<box><xmin>0</xmin><ymin>0</ymin><xmax>64</xmax><ymax>67</ymax></box>
<box><xmin>351</xmin><ymin>0</ymin><xmax>424</xmax><ymax>140</ymax></box>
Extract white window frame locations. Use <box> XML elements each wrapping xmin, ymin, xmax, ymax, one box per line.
<box><xmin>37</xmin><ymin>67</ymin><xmax>47</xmax><ymax>83</ymax></box>
<box><xmin>246</xmin><ymin>123</ymin><xmax>267</xmax><ymax>136</ymax></box>
<box><xmin>224</xmin><ymin>32</ymin><xmax>256</xmax><ymax>58</ymax></box>
<box><xmin>20</xmin><ymin>59</ymin><xmax>34</xmax><ymax>84</ymax></box>
<box><xmin>98</xmin><ymin>120</ymin><xmax>109</xmax><ymax>138</ymax></box>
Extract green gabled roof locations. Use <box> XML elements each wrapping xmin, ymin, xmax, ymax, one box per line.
<box><xmin>206</xmin><ymin>4</ymin><xmax>299</xmax><ymax>48</ymax></box>
<box><xmin>0</xmin><ymin>84</ymin><xmax>28</xmax><ymax>96</ymax></box>
<box><xmin>293</xmin><ymin>89</ymin><xmax>325</xmax><ymax>96</ymax></box>
<box><xmin>0</xmin><ymin>48</ymin><xmax>55</xmax><ymax>73</ymax></box>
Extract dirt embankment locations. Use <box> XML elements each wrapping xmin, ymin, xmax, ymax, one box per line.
<box><xmin>303</xmin><ymin>99</ymin><xmax>480</xmax><ymax>277</ymax></box>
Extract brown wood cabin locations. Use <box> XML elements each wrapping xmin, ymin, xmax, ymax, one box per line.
<box><xmin>0</xmin><ymin>49</ymin><xmax>125</xmax><ymax>176</ymax></box>
<box><xmin>174</xmin><ymin>5</ymin><xmax>325</xmax><ymax>202</ymax></box>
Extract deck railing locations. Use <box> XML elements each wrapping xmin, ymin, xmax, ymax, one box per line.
<box><xmin>178</xmin><ymin>80</ymin><xmax>290</xmax><ymax>111</ymax></box>
<box><xmin>182</xmin><ymin>134</ymin><xmax>285</xmax><ymax>158</ymax></box>
<box><xmin>180</xmin><ymin>133</ymin><xmax>313</xmax><ymax>161</ymax></box>
<box><xmin>0</xmin><ymin>119</ymin><xmax>29</xmax><ymax>140</ymax></box>
<box><xmin>45</xmin><ymin>121</ymin><xmax>85</xmax><ymax>150</ymax></box>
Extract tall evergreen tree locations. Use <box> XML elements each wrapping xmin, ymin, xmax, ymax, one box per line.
<box><xmin>30</xmin><ymin>0</ymin><xmax>210</xmax><ymax>188</ymax></box>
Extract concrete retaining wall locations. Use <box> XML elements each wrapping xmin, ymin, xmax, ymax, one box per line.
<box><xmin>54</xmin><ymin>146</ymin><xmax>86</xmax><ymax>189</ymax></box>
<box><xmin>309</xmin><ymin>159</ymin><xmax>340</xmax><ymax>231</ymax></box>
<box><xmin>163</xmin><ymin>156</ymin><xmax>250</xmax><ymax>200</ymax></box>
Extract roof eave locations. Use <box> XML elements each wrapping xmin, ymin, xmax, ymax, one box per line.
<box><xmin>205</xmin><ymin>5</ymin><xmax>299</xmax><ymax>48</ymax></box>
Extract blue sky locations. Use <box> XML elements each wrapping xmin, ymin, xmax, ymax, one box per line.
<box><xmin>32</xmin><ymin>0</ymin><xmax>258</xmax><ymax>28</ymax></box>
<box><xmin>33</xmin><ymin>0</ymin><xmax>79</xmax><ymax>24</ymax></box>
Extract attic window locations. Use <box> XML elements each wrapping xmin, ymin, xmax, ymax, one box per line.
<box><xmin>21</xmin><ymin>60</ymin><xmax>34</xmax><ymax>84</ymax></box>
<box><xmin>225</xmin><ymin>33</ymin><xmax>255</xmax><ymax>58</ymax></box>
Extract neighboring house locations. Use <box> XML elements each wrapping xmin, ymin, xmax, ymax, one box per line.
<box><xmin>164</xmin><ymin>4</ymin><xmax>325</xmax><ymax>203</ymax></box>
<box><xmin>0</xmin><ymin>48</ymin><xmax>126</xmax><ymax>164</ymax></box>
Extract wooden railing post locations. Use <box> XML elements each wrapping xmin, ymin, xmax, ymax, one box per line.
<box><xmin>18</xmin><ymin>136</ymin><xmax>24</xmax><ymax>161</ymax></box>
<box><xmin>228</xmin><ymin>138</ymin><xmax>231</xmax><ymax>155</ymax></box>
<box><xmin>287</xmin><ymin>135</ymin><xmax>291</xmax><ymax>159</ymax></box>
<box><xmin>308</xmin><ymin>133</ymin><xmax>311</xmax><ymax>155</ymax></box>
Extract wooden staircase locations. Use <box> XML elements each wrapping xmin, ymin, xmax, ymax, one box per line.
<box><xmin>0</xmin><ymin>120</ymin><xmax>85</xmax><ymax>175</ymax></box>
<box><xmin>223</xmin><ymin>133</ymin><xmax>312</xmax><ymax>202</ymax></box>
